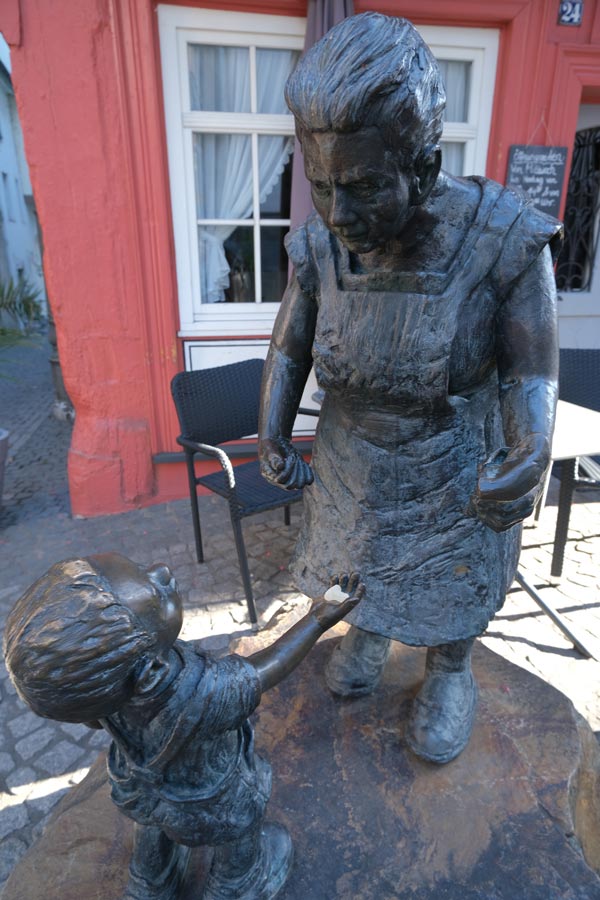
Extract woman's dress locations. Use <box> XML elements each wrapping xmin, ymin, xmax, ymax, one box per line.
<box><xmin>286</xmin><ymin>177</ymin><xmax>561</xmax><ymax>646</ymax></box>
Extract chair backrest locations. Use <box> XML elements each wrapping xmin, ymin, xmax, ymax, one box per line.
<box><xmin>559</xmin><ymin>348</ymin><xmax>600</xmax><ymax>412</ymax></box>
<box><xmin>171</xmin><ymin>359</ymin><xmax>264</xmax><ymax>446</ymax></box>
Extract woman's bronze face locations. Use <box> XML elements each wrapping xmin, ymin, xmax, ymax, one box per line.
<box><xmin>301</xmin><ymin>127</ymin><xmax>416</xmax><ymax>254</ymax></box>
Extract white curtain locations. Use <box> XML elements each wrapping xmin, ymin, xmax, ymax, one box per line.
<box><xmin>189</xmin><ymin>46</ymin><xmax>296</xmax><ymax>303</ymax></box>
<box><xmin>438</xmin><ymin>60</ymin><xmax>470</xmax><ymax>176</ymax></box>
<box><xmin>438</xmin><ymin>60</ymin><xmax>470</xmax><ymax>122</ymax></box>
<box><xmin>441</xmin><ymin>142</ymin><xmax>465</xmax><ymax>176</ymax></box>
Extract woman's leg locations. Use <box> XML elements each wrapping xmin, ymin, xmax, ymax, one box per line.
<box><xmin>406</xmin><ymin>637</ymin><xmax>477</xmax><ymax>764</ymax></box>
<box><xmin>325</xmin><ymin>624</ymin><xmax>391</xmax><ymax>697</ymax></box>
<box><xmin>125</xmin><ymin>823</ymin><xmax>190</xmax><ymax>900</ymax></box>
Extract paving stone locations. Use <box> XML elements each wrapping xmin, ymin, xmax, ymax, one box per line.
<box><xmin>35</xmin><ymin>741</ymin><xmax>85</xmax><ymax>777</ymax></box>
<box><xmin>0</xmin><ymin>753</ymin><xmax>16</xmax><ymax>775</ymax></box>
<box><xmin>207</xmin><ymin>608</ymin><xmax>236</xmax><ymax>633</ymax></box>
<box><xmin>0</xmin><ymin>803</ymin><xmax>29</xmax><ymax>840</ymax></box>
<box><xmin>230</xmin><ymin>604</ymin><xmax>252</xmax><ymax>625</ymax></box>
<box><xmin>7</xmin><ymin>712</ymin><xmax>42</xmax><ymax>741</ymax></box>
<box><xmin>60</xmin><ymin>722</ymin><xmax>88</xmax><ymax>740</ymax></box>
<box><xmin>87</xmin><ymin>730</ymin><xmax>111</xmax><ymax>750</ymax></box>
<box><xmin>0</xmin><ymin>836</ymin><xmax>28</xmax><ymax>883</ymax></box>
<box><xmin>0</xmin><ymin>674</ymin><xmax>17</xmax><ymax>697</ymax></box>
<box><xmin>15</xmin><ymin>725</ymin><xmax>55</xmax><ymax>761</ymax></box>
<box><xmin>25</xmin><ymin>788</ymin><xmax>69</xmax><ymax>818</ymax></box>
<box><xmin>5</xmin><ymin>767</ymin><xmax>37</xmax><ymax>794</ymax></box>
<box><xmin>197</xmin><ymin>633</ymin><xmax>230</xmax><ymax>652</ymax></box>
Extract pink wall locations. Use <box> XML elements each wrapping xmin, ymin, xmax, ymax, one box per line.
<box><xmin>3</xmin><ymin>0</ymin><xmax>183</xmax><ymax>515</ymax></box>
<box><xmin>3</xmin><ymin>0</ymin><xmax>600</xmax><ymax>515</ymax></box>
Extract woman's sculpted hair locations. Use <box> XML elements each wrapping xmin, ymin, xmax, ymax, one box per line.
<box><xmin>285</xmin><ymin>12</ymin><xmax>446</xmax><ymax>168</ymax></box>
<box><xmin>3</xmin><ymin>558</ymin><xmax>158</xmax><ymax>722</ymax></box>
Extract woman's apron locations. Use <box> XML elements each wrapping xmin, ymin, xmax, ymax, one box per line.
<box><xmin>290</xmin><ymin>189</ymin><xmax>522</xmax><ymax>646</ymax></box>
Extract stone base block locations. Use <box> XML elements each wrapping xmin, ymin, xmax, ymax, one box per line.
<box><xmin>4</xmin><ymin>639</ymin><xmax>600</xmax><ymax>899</ymax></box>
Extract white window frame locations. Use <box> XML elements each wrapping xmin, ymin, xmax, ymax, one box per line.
<box><xmin>159</xmin><ymin>9</ymin><xmax>498</xmax><ymax>339</ymax></box>
<box><xmin>158</xmin><ymin>6</ymin><xmax>305</xmax><ymax>337</ymax></box>
<box><xmin>417</xmin><ymin>25</ymin><xmax>500</xmax><ymax>177</ymax></box>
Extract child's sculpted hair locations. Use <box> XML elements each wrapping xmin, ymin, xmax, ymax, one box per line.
<box><xmin>285</xmin><ymin>12</ymin><xmax>446</xmax><ymax>168</ymax></box>
<box><xmin>3</xmin><ymin>558</ymin><xmax>157</xmax><ymax>722</ymax></box>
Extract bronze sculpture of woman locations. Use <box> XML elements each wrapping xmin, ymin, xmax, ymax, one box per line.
<box><xmin>259</xmin><ymin>12</ymin><xmax>561</xmax><ymax>764</ymax></box>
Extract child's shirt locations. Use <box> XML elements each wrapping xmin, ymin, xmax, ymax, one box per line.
<box><xmin>102</xmin><ymin>640</ymin><xmax>271</xmax><ymax>846</ymax></box>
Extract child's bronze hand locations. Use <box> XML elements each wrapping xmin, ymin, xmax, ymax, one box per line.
<box><xmin>311</xmin><ymin>573</ymin><xmax>364</xmax><ymax>630</ymax></box>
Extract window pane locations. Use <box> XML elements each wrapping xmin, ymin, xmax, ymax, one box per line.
<box><xmin>258</xmin><ymin>136</ymin><xmax>294</xmax><ymax>218</ymax></box>
<box><xmin>256</xmin><ymin>49</ymin><xmax>300</xmax><ymax>114</ymax></box>
<box><xmin>261</xmin><ymin>227</ymin><xmax>288</xmax><ymax>302</ymax></box>
<box><xmin>441</xmin><ymin>141</ymin><xmax>465</xmax><ymax>176</ymax></box>
<box><xmin>194</xmin><ymin>133</ymin><xmax>253</xmax><ymax>220</ymax></box>
<box><xmin>188</xmin><ymin>45</ymin><xmax>250</xmax><ymax>112</ymax></box>
<box><xmin>199</xmin><ymin>225</ymin><xmax>255</xmax><ymax>303</ymax></box>
<box><xmin>437</xmin><ymin>60</ymin><xmax>471</xmax><ymax>122</ymax></box>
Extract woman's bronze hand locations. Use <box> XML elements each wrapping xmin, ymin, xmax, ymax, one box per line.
<box><xmin>259</xmin><ymin>437</ymin><xmax>314</xmax><ymax>490</ymax></box>
<box><xmin>468</xmin><ymin>433</ymin><xmax>551</xmax><ymax>532</ymax></box>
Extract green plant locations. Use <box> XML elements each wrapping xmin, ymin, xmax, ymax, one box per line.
<box><xmin>0</xmin><ymin>275</ymin><xmax>43</xmax><ymax>333</ymax></box>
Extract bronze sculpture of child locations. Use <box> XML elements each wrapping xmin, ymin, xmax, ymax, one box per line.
<box><xmin>3</xmin><ymin>553</ymin><xmax>363</xmax><ymax>900</ymax></box>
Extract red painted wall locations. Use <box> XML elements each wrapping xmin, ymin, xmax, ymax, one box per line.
<box><xmin>3</xmin><ymin>0</ymin><xmax>183</xmax><ymax>515</ymax></box>
<box><xmin>2</xmin><ymin>0</ymin><xmax>600</xmax><ymax>515</ymax></box>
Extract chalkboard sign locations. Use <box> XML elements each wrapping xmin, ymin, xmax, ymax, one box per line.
<box><xmin>506</xmin><ymin>145</ymin><xmax>568</xmax><ymax>218</ymax></box>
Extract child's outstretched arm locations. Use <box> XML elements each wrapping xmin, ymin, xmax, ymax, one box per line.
<box><xmin>248</xmin><ymin>573</ymin><xmax>364</xmax><ymax>692</ymax></box>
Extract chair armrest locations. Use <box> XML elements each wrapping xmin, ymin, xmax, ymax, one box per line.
<box><xmin>176</xmin><ymin>436</ymin><xmax>236</xmax><ymax>490</ymax></box>
<box><xmin>298</xmin><ymin>407</ymin><xmax>320</xmax><ymax>417</ymax></box>
<box><xmin>577</xmin><ymin>455</ymin><xmax>600</xmax><ymax>484</ymax></box>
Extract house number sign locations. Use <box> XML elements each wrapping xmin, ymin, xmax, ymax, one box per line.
<box><xmin>558</xmin><ymin>1</ymin><xmax>584</xmax><ymax>25</ymax></box>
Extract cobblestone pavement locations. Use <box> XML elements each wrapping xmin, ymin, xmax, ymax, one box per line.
<box><xmin>0</xmin><ymin>332</ymin><xmax>71</xmax><ymax>529</ymax></box>
<box><xmin>0</xmin><ymin>334</ymin><xmax>599</xmax><ymax>890</ymax></box>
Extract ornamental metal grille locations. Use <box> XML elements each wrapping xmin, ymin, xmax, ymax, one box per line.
<box><xmin>556</xmin><ymin>126</ymin><xmax>600</xmax><ymax>292</ymax></box>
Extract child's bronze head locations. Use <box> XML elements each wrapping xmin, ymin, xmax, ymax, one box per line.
<box><xmin>3</xmin><ymin>553</ymin><xmax>182</xmax><ymax>723</ymax></box>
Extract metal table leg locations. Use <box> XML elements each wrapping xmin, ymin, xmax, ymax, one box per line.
<box><xmin>551</xmin><ymin>458</ymin><xmax>577</xmax><ymax>578</ymax></box>
<box><xmin>515</xmin><ymin>571</ymin><xmax>596</xmax><ymax>660</ymax></box>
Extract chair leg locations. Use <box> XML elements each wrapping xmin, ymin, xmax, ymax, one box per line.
<box><xmin>185</xmin><ymin>452</ymin><xmax>204</xmax><ymax>564</ymax></box>
<box><xmin>551</xmin><ymin>458</ymin><xmax>576</xmax><ymax>578</ymax></box>
<box><xmin>284</xmin><ymin>505</ymin><xmax>291</xmax><ymax>526</ymax></box>
<box><xmin>229</xmin><ymin>510</ymin><xmax>258</xmax><ymax>626</ymax></box>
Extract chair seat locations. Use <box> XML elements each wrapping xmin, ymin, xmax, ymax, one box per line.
<box><xmin>197</xmin><ymin>459</ymin><xmax>303</xmax><ymax>516</ymax></box>
<box><xmin>171</xmin><ymin>359</ymin><xmax>311</xmax><ymax>626</ymax></box>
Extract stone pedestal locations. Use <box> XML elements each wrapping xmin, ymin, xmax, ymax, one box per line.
<box><xmin>4</xmin><ymin>638</ymin><xmax>600</xmax><ymax>899</ymax></box>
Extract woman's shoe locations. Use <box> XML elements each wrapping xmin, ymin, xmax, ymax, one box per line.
<box><xmin>406</xmin><ymin>646</ymin><xmax>477</xmax><ymax>764</ymax></box>
<box><xmin>325</xmin><ymin>626</ymin><xmax>391</xmax><ymax>697</ymax></box>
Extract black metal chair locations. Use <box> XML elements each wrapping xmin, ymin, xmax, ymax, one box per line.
<box><xmin>535</xmin><ymin>347</ymin><xmax>600</xmax><ymax>521</ymax></box>
<box><xmin>558</xmin><ymin>348</ymin><xmax>600</xmax><ymax>486</ymax></box>
<box><xmin>521</xmin><ymin>348</ymin><xmax>600</xmax><ymax>659</ymax></box>
<box><xmin>171</xmin><ymin>359</ymin><xmax>306</xmax><ymax>627</ymax></box>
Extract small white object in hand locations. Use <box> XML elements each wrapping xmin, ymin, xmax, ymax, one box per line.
<box><xmin>324</xmin><ymin>584</ymin><xmax>349</xmax><ymax>604</ymax></box>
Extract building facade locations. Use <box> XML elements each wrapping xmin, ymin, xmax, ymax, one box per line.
<box><xmin>0</xmin><ymin>35</ymin><xmax>45</xmax><ymax>322</ymax></box>
<box><xmin>1</xmin><ymin>0</ymin><xmax>599</xmax><ymax>515</ymax></box>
